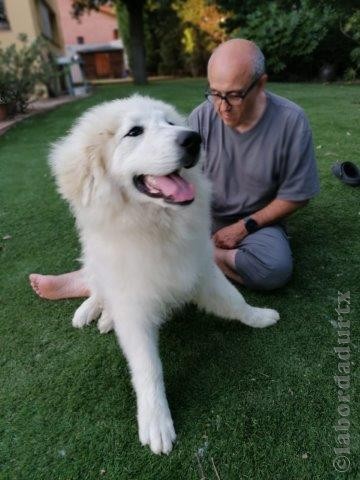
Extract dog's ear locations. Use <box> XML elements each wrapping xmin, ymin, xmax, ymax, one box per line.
<box><xmin>80</xmin><ymin>143</ymin><xmax>109</xmax><ymax>207</ymax></box>
<box><xmin>49</xmin><ymin>131</ymin><xmax>111</xmax><ymax>208</ymax></box>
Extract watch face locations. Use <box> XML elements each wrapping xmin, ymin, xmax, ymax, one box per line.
<box><xmin>246</xmin><ymin>218</ymin><xmax>258</xmax><ymax>233</ymax></box>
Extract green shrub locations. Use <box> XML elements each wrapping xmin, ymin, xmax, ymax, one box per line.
<box><xmin>342</xmin><ymin>10</ymin><xmax>360</xmax><ymax>78</ymax></box>
<box><xmin>0</xmin><ymin>34</ymin><xmax>59</xmax><ymax>114</ymax></box>
<box><xmin>343</xmin><ymin>66</ymin><xmax>357</xmax><ymax>81</ymax></box>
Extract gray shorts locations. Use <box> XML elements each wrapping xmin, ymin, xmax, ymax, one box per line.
<box><xmin>212</xmin><ymin>219</ymin><xmax>293</xmax><ymax>291</ymax></box>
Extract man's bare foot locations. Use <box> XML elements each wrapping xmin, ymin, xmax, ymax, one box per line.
<box><xmin>29</xmin><ymin>270</ymin><xmax>90</xmax><ymax>300</ymax></box>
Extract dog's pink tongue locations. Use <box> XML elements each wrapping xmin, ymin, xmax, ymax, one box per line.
<box><xmin>155</xmin><ymin>173</ymin><xmax>195</xmax><ymax>202</ymax></box>
<box><xmin>146</xmin><ymin>173</ymin><xmax>195</xmax><ymax>203</ymax></box>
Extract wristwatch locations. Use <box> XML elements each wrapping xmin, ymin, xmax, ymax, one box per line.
<box><xmin>243</xmin><ymin>216</ymin><xmax>259</xmax><ymax>234</ymax></box>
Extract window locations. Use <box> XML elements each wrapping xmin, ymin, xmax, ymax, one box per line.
<box><xmin>77</xmin><ymin>36</ymin><xmax>84</xmax><ymax>44</ymax></box>
<box><xmin>0</xmin><ymin>0</ymin><xmax>10</xmax><ymax>29</ymax></box>
<box><xmin>113</xmin><ymin>28</ymin><xmax>118</xmax><ymax>39</ymax></box>
<box><xmin>39</xmin><ymin>0</ymin><xmax>56</xmax><ymax>41</ymax></box>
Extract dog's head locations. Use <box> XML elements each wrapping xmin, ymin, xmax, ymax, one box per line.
<box><xmin>50</xmin><ymin>95</ymin><xmax>202</xmax><ymax>211</ymax></box>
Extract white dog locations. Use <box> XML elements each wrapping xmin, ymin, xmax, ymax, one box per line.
<box><xmin>50</xmin><ymin>95</ymin><xmax>279</xmax><ymax>455</ymax></box>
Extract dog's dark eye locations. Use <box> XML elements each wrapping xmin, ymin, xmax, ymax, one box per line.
<box><xmin>167</xmin><ymin>121</ymin><xmax>175</xmax><ymax>126</ymax></box>
<box><xmin>126</xmin><ymin>126</ymin><xmax>144</xmax><ymax>137</ymax></box>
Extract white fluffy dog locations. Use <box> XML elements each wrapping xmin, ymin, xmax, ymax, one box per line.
<box><xmin>50</xmin><ymin>95</ymin><xmax>279</xmax><ymax>455</ymax></box>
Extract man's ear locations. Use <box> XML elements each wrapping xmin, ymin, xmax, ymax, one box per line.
<box><xmin>260</xmin><ymin>74</ymin><xmax>268</xmax><ymax>89</ymax></box>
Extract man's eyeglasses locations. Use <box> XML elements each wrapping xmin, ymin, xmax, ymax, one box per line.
<box><xmin>205</xmin><ymin>76</ymin><xmax>260</xmax><ymax>107</ymax></box>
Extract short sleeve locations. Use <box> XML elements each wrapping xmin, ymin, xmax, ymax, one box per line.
<box><xmin>276</xmin><ymin>114</ymin><xmax>320</xmax><ymax>201</ymax></box>
<box><xmin>186</xmin><ymin>102</ymin><xmax>211</xmax><ymax>148</ymax></box>
<box><xmin>187</xmin><ymin>108</ymin><xmax>200</xmax><ymax>134</ymax></box>
<box><xmin>187</xmin><ymin>106</ymin><xmax>207</xmax><ymax>171</ymax></box>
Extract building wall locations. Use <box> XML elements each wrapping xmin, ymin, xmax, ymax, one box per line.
<box><xmin>57</xmin><ymin>0</ymin><xmax>118</xmax><ymax>46</ymax></box>
<box><xmin>0</xmin><ymin>0</ymin><xmax>64</xmax><ymax>53</ymax></box>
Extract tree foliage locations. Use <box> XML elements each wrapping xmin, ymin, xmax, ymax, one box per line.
<box><xmin>212</xmin><ymin>0</ymin><xmax>360</xmax><ymax>79</ymax></box>
<box><xmin>144</xmin><ymin>2</ymin><xmax>184</xmax><ymax>75</ymax></box>
<box><xmin>175</xmin><ymin>0</ymin><xmax>227</xmax><ymax>75</ymax></box>
<box><xmin>230</xmin><ymin>0</ymin><xmax>336</xmax><ymax>74</ymax></box>
<box><xmin>72</xmin><ymin>0</ymin><xmax>359</xmax><ymax>81</ymax></box>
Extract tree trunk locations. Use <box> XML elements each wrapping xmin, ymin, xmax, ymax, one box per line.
<box><xmin>123</xmin><ymin>0</ymin><xmax>148</xmax><ymax>85</ymax></box>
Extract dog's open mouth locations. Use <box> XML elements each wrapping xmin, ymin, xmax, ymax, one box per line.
<box><xmin>134</xmin><ymin>171</ymin><xmax>195</xmax><ymax>205</ymax></box>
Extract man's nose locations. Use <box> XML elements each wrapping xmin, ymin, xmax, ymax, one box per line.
<box><xmin>218</xmin><ymin>98</ymin><xmax>231</xmax><ymax>112</ymax></box>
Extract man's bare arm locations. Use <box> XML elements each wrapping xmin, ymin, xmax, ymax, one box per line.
<box><xmin>213</xmin><ymin>198</ymin><xmax>308</xmax><ymax>249</ymax></box>
<box><xmin>250</xmin><ymin>198</ymin><xmax>308</xmax><ymax>227</ymax></box>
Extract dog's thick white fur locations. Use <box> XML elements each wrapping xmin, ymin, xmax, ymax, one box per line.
<box><xmin>50</xmin><ymin>95</ymin><xmax>279</xmax><ymax>455</ymax></box>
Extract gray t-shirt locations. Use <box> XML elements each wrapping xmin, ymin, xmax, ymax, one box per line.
<box><xmin>188</xmin><ymin>91</ymin><xmax>320</xmax><ymax>223</ymax></box>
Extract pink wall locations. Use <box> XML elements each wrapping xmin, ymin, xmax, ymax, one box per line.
<box><xmin>57</xmin><ymin>0</ymin><xmax>118</xmax><ymax>45</ymax></box>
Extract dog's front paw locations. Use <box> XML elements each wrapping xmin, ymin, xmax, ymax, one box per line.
<box><xmin>97</xmin><ymin>311</ymin><xmax>114</xmax><ymax>334</ymax></box>
<box><xmin>72</xmin><ymin>297</ymin><xmax>101</xmax><ymax>329</ymax></box>
<box><xmin>138</xmin><ymin>405</ymin><xmax>176</xmax><ymax>455</ymax></box>
<box><xmin>244</xmin><ymin>306</ymin><xmax>280</xmax><ymax>328</ymax></box>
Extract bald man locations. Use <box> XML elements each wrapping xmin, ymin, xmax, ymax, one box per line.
<box><xmin>188</xmin><ymin>39</ymin><xmax>319</xmax><ymax>289</ymax></box>
<box><xmin>30</xmin><ymin>39</ymin><xmax>319</xmax><ymax>298</ymax></box>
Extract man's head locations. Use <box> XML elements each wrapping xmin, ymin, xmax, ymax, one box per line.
<box><xmin>207</xmin><ymin>39</ymin><xmax>267</xmax><ymax>128</ymax></box>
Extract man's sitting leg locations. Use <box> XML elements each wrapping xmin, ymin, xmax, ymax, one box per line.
<box><xmin>214</xmin><ymin>248</ymin><xmax>245</xmax><ymax>285</ymax></box>
<box><xmin>214</xmin><ymin>225</ymin><xmax>293</xmax><ymax>290</ymax></box>
<box><xmin>29</xmin><ymin>269</ymin><xmax>90</xmax><ymax>300</ymax></box>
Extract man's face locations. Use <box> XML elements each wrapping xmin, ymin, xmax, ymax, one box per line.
<box><xmin>207</xmin><ymin>66</ymin><xmax>263</xmax><ymax>129</ymax></box>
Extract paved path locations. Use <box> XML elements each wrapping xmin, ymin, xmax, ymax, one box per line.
<box><xmin>0</xmin><ymin>95</ymin><xmax>86</xmax><ymax>136</ymax></box>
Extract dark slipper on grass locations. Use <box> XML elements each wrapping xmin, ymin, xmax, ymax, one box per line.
<box><xmin>331</xmin><ymin>161</ymin><xmax>360</xmax><ymax>187</ymax></box>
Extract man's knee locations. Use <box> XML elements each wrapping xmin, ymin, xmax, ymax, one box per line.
<box><xmin>235</xmin><ymin>251</ymin><xmax>293</xmax><ymax>291</ymax></box>
<box><xmin>255</xmin><ymin>259</ymin><xmax>293</xmax><ymax>290</ymax></box>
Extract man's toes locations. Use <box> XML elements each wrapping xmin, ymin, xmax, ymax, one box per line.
<box><xmin>29</xmin><ymin>275</ymin><xmax>43</xmax><ymax>297</ymax></box>
<box><xmin>29</xmin><ymin>274</ymin><xmax>37</xmax><ymax>289</ymax></box>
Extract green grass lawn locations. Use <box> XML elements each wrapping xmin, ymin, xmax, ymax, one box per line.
<box><xmin>0</xmin><ymin>79</ymin><xmax>359</xmax><ymax>480</ymax></box>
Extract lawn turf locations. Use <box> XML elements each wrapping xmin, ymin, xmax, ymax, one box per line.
<box><xmin>0</xmin><ymin>79</ymin><xmax>359</xmax><ymax>480</ymax></box>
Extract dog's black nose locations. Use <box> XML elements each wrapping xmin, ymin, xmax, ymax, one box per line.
<box><xmin>176</xmin><ymin>130</ymin><xmax>202</xmax><ymax>168</ymax></box>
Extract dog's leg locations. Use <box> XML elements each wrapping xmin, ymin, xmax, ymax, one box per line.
<box><xmin>194</xmin><ymin>264</ymin><xmax>279</xmax><ymax>328</ymax></box>
<box><xmin>72</xmin><ymin>295</ymin><xmax>102</xmax><ymax>328</ymax></box>
<box><xmin>112</xmin><ymin>307</ymin><xmax>176</xmax><ymax>454</ymax></box>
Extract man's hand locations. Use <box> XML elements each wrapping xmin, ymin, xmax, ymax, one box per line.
<box><xmin>212</xmin><ymin>220</ymin><xmax>248</xmax><ymax>249</ymax></box>
<box><xmin>212</xmin><ymin>199</ymin><xmax>308</xmax><ymax>250</ymax></box>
